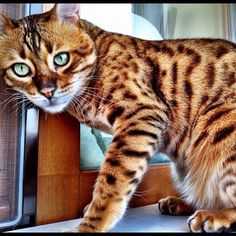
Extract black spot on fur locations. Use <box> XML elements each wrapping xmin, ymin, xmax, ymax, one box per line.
<box><xmin>79</xmin><ymin>222</ymin><xmax>97</xmax><ymax>230</ymax></box>
<box><xmin>124</xmin><ymin>170</ymin><xmax>136</xmax><ymax>178</ymax></box>
<box><xmin>123</xmin><ymin>149</ymin><xmax>149</xmax><ymax>159</ymax></box>
<box><xmin>106</xmin><ymin>159</ymin><xmax>120</xmax><ymax>167</ymax></box>
<box><xmin>88</xmin><ymin>216</ymin><xmax>102</xmax><ymax>221</ymax></box>
<box><xmin>184</xmin><ymin>80</ymin><xmax>193</xmax><ymax>99</ymax></box>
<box><xmin>45</xmin><ymin>42</ymin><xmax>53</xmax><ymax>54</ymax></box>
<box><xmin>206</xmin><ymin>108</ymin><xmax>233</xmax><ymax>128</ymax></box>
<box><xmin>106</xmin><ymin>174</ymin><xmax>117</xmax><ymax>185</ymax></box>
<box><xmin>95</xmin><ymin>205</ymin><xmax>106</xmax><ymax>211</ymax></box>
<box><xmin>224</xmin><ymin>154</ymin><xmax>236</xmax><ymax>164</ymax></box>
<box><xmin>226</xmin><ymin>72</ymin><xmax>235</xmax><ymax>87</ymax></box>
<box><xmin>123</xmin><ymin>91</ymin><xmax>137</xmax><ymax>100</ymax></box>
<box><xmin>129</xmin><ymin>178</ymin><xmax>139</xmax><ymax>185</ymax></box>
<box><xmin>194</xmin><ymin>131</ymin><xmax>208</xmax><ymax>148</ymax></box>
<box><xmin>203</xmin><ymin>102</ymin><xmax>224</xmax><ymax>115</ymax></box>
<box><xmin>205</xmin><ymin>62</ymin><xmax>215</xmax><ymax>88</ymax></box>
<box><xmin>125</xmin><ymin>105</ymin><xmax>153</xmax><ymax>119</ymax></box>
<box><xmin>116</xmin><ymin>140</ymin><xmax>126</xmax><ymax>149</ymax></box>
<box><xmin>19</xmin><ymin>48</ymin><xmax>26</xmax><ymax>59</ymax></box>
<box><xmin>107</xmin><ymin>106</ymin><xmax>125</xmax><ymax>125</ymax></box>
<box><xmin>215</xmin><ymin>46</ymin><xmax>229</xmax><ymax>59</ymax></box>
<box><xmin>177</xmin><ymin>44</ymin><xmax>185</xmax><ymax>53</ymax></box>
<box><xmin>128</xmin><ymin>129</ymin><xmax>158</xmax><ymax>140</ymax></box>
<box><xmin>201</xmin><ymin>95</ymin><xmax>209</xmax><ymax>105</ymax></box>
<box><xmin>213</xmin><ymin>125</ymin><xmax>235</xmax><ymax>144</ymax></box>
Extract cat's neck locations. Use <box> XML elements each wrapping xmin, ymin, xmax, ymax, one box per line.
<box><xmin>80</xmin><ymin>19</ymin><xmax>105</xmax><ymax>42</ymax></box>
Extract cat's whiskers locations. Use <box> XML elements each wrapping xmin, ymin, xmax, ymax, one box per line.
<box><xmin>71</xmin><ymin>97</ymin><xmax>87</xmax><ymax>124</ymax></box>
<box><xmin>11</xmin><ymin>97</ymin><xmax>30</xmax><ymax>110</ymax></box>
<box><xmin>134</xmin><ymin>185</ymin><xmax>158</xmax><ymax>195</ymax></box>
<box><xmin>1</xmin><ymin>93</ymin><xmax>22</xmax><ymax>99</ymax></box>
<box><xmin>7</xmin><ymin>98</ymin><xmax>32</xmax><ymax>120</ymax></box>
<box><xmin>0</xmin><ymin>94</ymin><xmax>23</xmax><ymax>113</ymax></box>
<box><xmin>72</xmin><ymin>95</ymin><xmax>99</xmax><ymax>129</ymax></box>
<box><xmin>0</xmin><ymin>87</ymin><xmax>19</xmax><ymax>95</ymax></box>
<box><xmin>75</xmin><ymin>96</ymin><xmax>97</xmax><ymax>128</ymax></box>
<box><xmin>82</xmin><ymin>90</ymin><xmax>114</xmax><ymax>107</ymax></box>
<box><xmin>80</xmin><ymin>93</ymin><xmax>103</xmax><ymax>115</ymax></box>
<box><xmin>131</xmin><ymin>192</ymin><xmax>149</xmax><ymax>202</ymax></box>
<box><xmin>71</xmin><ymin>96</ymin><xmax>86</xmax><ymax>118</ymax></box>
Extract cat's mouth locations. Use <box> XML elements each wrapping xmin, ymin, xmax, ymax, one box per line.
<box><xmin>34</xmin><ymin>96</ymin><xmax>72</xmax><ymax>114</ymax></box>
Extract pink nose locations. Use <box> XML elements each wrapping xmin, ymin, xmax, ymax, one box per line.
<box><xmin>40</xmin><ymin>87</ymin><xmax>55</xmax><ymax>99</ymax></box>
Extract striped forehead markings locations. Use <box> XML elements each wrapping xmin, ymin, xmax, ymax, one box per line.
<box><xmin>22</xmin><ymin>17</ymin><xmax>41</xmax><ymax>54</ymax></box>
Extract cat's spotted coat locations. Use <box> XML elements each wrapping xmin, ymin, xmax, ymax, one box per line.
<box><xmin>1</xmin><ymin>4</ymin><xmax>236</xmax><ymax>233</ymax></box>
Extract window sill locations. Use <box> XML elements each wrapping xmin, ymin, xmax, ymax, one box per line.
<box><xmin>8</xmin><ymin>203</ymin><xmax>189</xmax><ymax>232</ymax></box>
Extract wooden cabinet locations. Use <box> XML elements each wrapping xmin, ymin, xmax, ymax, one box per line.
<box><xmin>36</xmin><ymin>112</ymin><xmax>80</xmax><ymax>225</ymax></box>
<box><xmin>36</xmin><ymin>112</ymin><xmax>177</xmax><ymax>225</ymax></box>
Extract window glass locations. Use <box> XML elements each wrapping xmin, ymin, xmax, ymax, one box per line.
<box><xmin>163</xmin><ymin>4</ymin><xmax>228</xmax><ymax>39</ymax></box>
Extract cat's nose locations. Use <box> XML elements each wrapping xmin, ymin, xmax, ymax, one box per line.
<box><xmin>40</xmin><ymin>86</ymin><xmax>56</xmax><ymax>100</ymax></box>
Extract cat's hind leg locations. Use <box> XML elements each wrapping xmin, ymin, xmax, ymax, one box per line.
<box><xmin>186</xmin><ymin>103</ymin><xmax>236</xmax><ymax>232</ymax></box>
<box><xmin>188</xmin><ymin>209</ymin><xmax>236</xmax><ymax>232</ymax></box>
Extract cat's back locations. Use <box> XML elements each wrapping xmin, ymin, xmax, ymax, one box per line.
<box><xmin>139</xmin><ymin>37</ymin><xmax>236</xmax><ymax>96</ymax></box>
<box><xmin>94</xmin><ymin>30</ymin><xmax>236</xmax><ymax>113</ymax></box>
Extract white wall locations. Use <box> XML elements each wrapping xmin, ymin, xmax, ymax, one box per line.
<box><xmin>80</xmin><ymin>4</ymin><xmax>163</xmax><ymax>40</ymax></box>
<box><xmin>80</xmin><ymin>4</ymin><xmax>133</xmax><ymax>35</ymax></box>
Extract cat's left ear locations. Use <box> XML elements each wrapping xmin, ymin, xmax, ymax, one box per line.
<box><xmin>50</xmin><ymin>4</ymin><xmax>80</xmax><ymax>26</ymax></box>
<box><xmin>0</xmin><ymin>13</ymin><xmax>15</xmax><ymax>35</ymax></box>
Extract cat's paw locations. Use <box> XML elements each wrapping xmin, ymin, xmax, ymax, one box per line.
<box><xmin>158</xmin><ymin>196</ymin><xmax>193</xmax><ymax>216</ymax></box>
<box><xmin>188</xmin><ymin>210</ymin><xmax>233</xmax><ymax>233</ymax></box>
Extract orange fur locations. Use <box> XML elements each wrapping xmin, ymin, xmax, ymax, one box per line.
<box><xmin>0</xmin><ymin>4</ymin><xmax>236</xmax><ymax>233</ymax></box>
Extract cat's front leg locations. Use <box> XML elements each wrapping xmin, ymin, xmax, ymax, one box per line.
<box><xmin>77</xmin><ymin>116</ymin><xmax>164</xmax><ymax>232</ymax></box>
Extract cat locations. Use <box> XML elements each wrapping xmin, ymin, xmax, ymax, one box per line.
<box><xmin>1</xmin><ymin>3</ymin><xmax>236</xmax><ymax>233</ymax></box>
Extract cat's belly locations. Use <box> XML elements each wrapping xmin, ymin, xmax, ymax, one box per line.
<box><xmin>170</xmin><ymin>162</ymin><xmax>236</xmax><ymax>211</ymax></box>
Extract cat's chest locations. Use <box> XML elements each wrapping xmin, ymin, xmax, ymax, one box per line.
<box><xmin>86</xmin><ymin>111</ymin><xmax>113</xmax><ymax>134</ymax></box>
<box><xmin>67</xmin><ymin>97</ymin><xmax>113</xmax><ymax>134</ymax></box>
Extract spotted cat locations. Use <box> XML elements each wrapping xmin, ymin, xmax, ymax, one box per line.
<box><xmin>1</xmin><ymin>4</ymin><xmax>236</xmax><ymax>233</ymax></box>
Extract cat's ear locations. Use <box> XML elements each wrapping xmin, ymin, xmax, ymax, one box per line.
<box><xmin>50</xmin><ymin>4</ymin><xmax>80</xmax><ymax>26</ymax></box>
<box><xmin>0</xmin><ymin>13</ymin><xmax>15</xmax><ymax>35</ymax></box>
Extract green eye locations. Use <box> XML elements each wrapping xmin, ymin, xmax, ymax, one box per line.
<box><xmin>12</xmin><ymin>63</ymin><xmax>31</xmax><ymax>77</ymax></box>
<box><xmin>54</xmin><ymin>52</ymin><xmax>69</xmax><ymax>67</ymax></box>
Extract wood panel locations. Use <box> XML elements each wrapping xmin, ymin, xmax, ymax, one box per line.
<box><xmin>37</xmin><ymin>174</ymin><xmax>80</xmax><ymax>224</ymax></box>
<box><xmin>36</xmin><ymin>112</ymin><xmax>80</xmax><ymax>225</ymax></box>
<box><xmin>129</xmin><ymin>164</ymin><xmax>178</xmax><ymax>207</ymax></box>
<box><xmin>78</xmin><ymin>164</ymin><xmax>178</xmax><ymax>217</ymax></box>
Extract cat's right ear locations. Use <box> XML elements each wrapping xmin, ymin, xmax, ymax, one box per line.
<box><xmin>0</xmin><ymin>13</ymin><xmax>15</xmax><ymax>35</ymax></box>
<box><xmin>50</xmin><ymin>4</ymin><xmax>80</xmax><ymax>27</ymax></box>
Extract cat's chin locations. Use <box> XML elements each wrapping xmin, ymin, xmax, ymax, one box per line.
<box><xmin>41</xmin><ymin>102</ymin><xmax>69</xmax><ymax>114</ymax></box>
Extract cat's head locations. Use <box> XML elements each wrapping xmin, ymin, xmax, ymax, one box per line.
<box><xmin>0</xmin><ymin>4</ymin><xmax>97</xmax><ymax>113</ymax></box>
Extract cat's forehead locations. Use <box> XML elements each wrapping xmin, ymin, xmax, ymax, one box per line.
<box><xmin>19</xmin><ymin>17</ymin><xmax>42</xmax><ymax>54</ymax></box>
<box><xmin>15</xmin><ymin>14</ymin><xmax>78</xmax><ymax>56</ymax></box>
